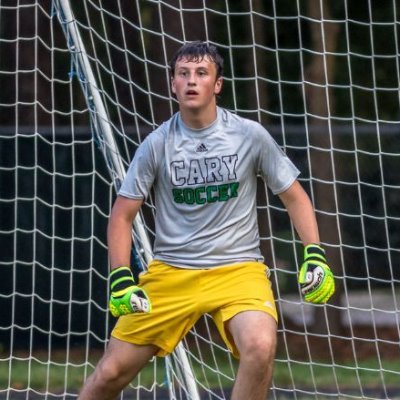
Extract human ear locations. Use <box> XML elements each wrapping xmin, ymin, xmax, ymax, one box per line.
<box><xmin>214</xmin><ymin>77</ymin><xmax>223</xmax><ymax>95</ymax></box>
<box><xmin>171</xmin><ymin>76</ymin><xmax>176</xmax><ymax>94</ymax></box>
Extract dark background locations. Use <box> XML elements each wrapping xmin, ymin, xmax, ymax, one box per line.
<box><xmin>0</xmin><ymin>0</ymin><xmax>399</xmax><ymax>350</ymax></box>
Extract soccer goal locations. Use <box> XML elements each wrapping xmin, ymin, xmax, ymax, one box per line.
<box><xmin>1</xmin><ymin>1</ymin><xmax>399</xmax><ymax>399</ymax></box>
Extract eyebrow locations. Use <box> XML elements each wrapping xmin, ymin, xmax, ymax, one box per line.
<box><xmin>176</xmin><ymin>65</ymin><xmax>210</xmax><ymax>71</ymax></box>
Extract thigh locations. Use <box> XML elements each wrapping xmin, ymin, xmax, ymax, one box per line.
<box><xmin>206</xmin><ymin>262</ymin><xmax>277</xmax><ymax>323</ymax></box>
<box><xmin>78</xmin><ymin>337</ymin><xmax>158</xmax><ymax>399</ymax></box>
<box><xmin>227</xmin><ymin>310</ymin><xmax>277</xmax><ymax>357</ymax></box>
<box><xmin>208</xmin><ymin>262</ymin><xmax>277</xmax><ymax>357</ymax></box>
<box><xmin>98</xmin><ymin>337</ymin><xmax>158</xmax><ymax>380</ymax></box>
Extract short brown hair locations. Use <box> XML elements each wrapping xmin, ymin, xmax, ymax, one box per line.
<box><xmin>169</xmin><ymin>41</ymin><xmax>224</xmax><ymax>79</ymax></box>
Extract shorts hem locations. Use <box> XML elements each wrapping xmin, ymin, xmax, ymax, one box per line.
<box><xmin>222</xmin><ymin>306</ymin><xmax>278</xmax><ymax>325</ymax></box>
<box><xmin>219</xmin><ymin>307</ymin><xmax>278</xmax><ymax>359</ymax></box>
<box><xmin>111</xmin><ymin>331</ymin><xmax>174</xmax><ymax>357</ymax></box>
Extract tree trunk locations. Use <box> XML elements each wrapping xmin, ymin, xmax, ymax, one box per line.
<box><xmin>304</xmin><ymin>0</ymin><xmax>342</xmax><ymax>334</ymax></box>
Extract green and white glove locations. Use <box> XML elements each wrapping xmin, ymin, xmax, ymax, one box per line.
<box><xmin>109</xmin><ymin>266</ymin><xmax>151</xmax><ymax>317</ymax></box>
<box><xmin>298</xmin><ymin>244</ymin><xmax>335</xmax><ymax>304</ymax></box>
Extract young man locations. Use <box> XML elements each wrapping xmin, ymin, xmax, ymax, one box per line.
<box><xmin>78</xmin><ymin>41</ymin><xmax>335</xmax><ymax>400</ymax></box>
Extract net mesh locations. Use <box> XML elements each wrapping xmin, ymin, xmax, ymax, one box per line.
<box><xmin>1</xmin><ymin>1</ymin><xmax>399</xmax><ymax>399</ymax></box>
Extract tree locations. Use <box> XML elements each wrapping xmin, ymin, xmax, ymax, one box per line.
<box><xmin>304</xmin><ymin>0</ymin><xmax>342</xmax><ymax>333</ymax></box>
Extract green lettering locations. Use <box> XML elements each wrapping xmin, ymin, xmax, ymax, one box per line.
<box><xmin>183</xmin><ymin>188</ymin><xmax>195</xmax><ymax>204</ymax></box>
<box><xmin>230</xmin><ymin>182</ymin><xmax>239</xmax><ymax>198</ymax></box>
<box><xmin>195</xmin><ymin>187</ymin><xmax>206</xmax><ymax>204</ymax></box>
<box><xmin>173</xmin><ymin>181</ymin><xmax>240</xmax><ymax>205</ymax></box>
<box><xmin>218</xmin><ymin>184</ymin><xmax>229</xmax><ymax>202</ymax></box>
<box><xmin>173</xmin><ymin>188</ymin><xmax>184</xmax><ymax>203</ymax></box>
<box><xmin>206</xmin><ymin>185</ymin><xmax>218</xmax><ymax>202</ymax></box>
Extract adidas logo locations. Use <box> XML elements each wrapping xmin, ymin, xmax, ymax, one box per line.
<box><xmin>195</xmin><ymin>143</ymin><xmax>208</xmax><ymax>152</ymax></box>
<box><xmin>264</xmin><ymin>301</ymin><xmax>273</xmax><ymax>309</ymax></box>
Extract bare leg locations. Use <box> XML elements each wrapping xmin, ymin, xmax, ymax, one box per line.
<box><xmin>228</xmin><ymin>311</ymin><xmax>277</xmax><ymax>400</ymax></box>
<box><xmin>78</xmin><ymin>337</ymin><xmax>158</xmax><ymax>400</ymax></box>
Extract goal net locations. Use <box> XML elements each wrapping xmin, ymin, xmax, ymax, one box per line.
<box><xmin>1</xmin><ymin>1</ymin><xmax>399</xmax><ymax>399</ymax></box>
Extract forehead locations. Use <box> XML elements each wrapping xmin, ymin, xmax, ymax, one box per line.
<box><xmin>175</xmin><ymin>55</ymin><xmax>216</xmax><ymax>71</ymax></box>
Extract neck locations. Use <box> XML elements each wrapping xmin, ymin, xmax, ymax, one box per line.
<box><xmin>179</xmin><ymin>104</ymin><xmax>218</xmax><ymax>130</ymax></box>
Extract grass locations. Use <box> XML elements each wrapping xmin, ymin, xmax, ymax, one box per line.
<box><xmin>2</xmin><ymin>352</ymin><xmax>400</xmax><ymax>397</ymax></box>
<box><xmin>274</xmin><ymin>358</ymin><xmax>400</xmax><ymax>396</ymax></box>
<box><xmin>0</xmin><ymin>349</ymin><xmax>236</xmax><ymax>393</ymax></box>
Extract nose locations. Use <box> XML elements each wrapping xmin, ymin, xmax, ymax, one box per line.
<box><xmin>188</xmin><ymin>71</ymin><xmax>196</xmax><ymax>85</ymax></box>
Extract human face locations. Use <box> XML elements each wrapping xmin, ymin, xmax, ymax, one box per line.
<box><xmin>171</xmin><ymin>56</ymin><xmax>223</xmax><ymax>115</ymax></box>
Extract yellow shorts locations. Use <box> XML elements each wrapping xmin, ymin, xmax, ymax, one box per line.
<box><xmin>111</xmin><ymin>260</ymin><xmax>277</xmax><ymax>358</ymax></box>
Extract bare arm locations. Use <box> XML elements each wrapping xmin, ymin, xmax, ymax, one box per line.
<box><xmin>280</xmin><ymin>181</ymin><xmax>335</xmax><ymax>303</ymax></box>
<box><xmin>278</xmin><ymin>180</ymin><xmax>320</xmax><ymax>245</ymax></box>
<box><xmin>107</xmin><ymin>196</ymin><xmax>144</xmax><ymax>270</ymax></box>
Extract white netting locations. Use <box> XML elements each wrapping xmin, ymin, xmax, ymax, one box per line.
<box><xmin>1</xmin><ymin>1</ymin><xmax>399</xmax><ymax>399</ymax></box>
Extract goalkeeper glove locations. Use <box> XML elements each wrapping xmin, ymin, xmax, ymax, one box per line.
<box><xmin>109</xmin><ymin>266</ymin><xmax>151</xmax><ymax>317</ymax></box>
<box><xmin>298</xmin><ymin>244</ymin><xmax>335</xmax><ymax>304</ymax></box>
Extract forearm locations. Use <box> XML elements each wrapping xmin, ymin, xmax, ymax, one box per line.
<box><xmin>287</xmin><ymin>196</ymin><xmax>319</xmax><ymax>245</ymax></box>
<box><xmin>107</xmin><ymin>214</ymin><xmax>133</xmax><ymax>269</ymax></box>
<box><xmin>280</xmin><ymin>183</ymin><xmax>335</xmax><ymax>303</ymax></box>
<box><xmin>107</xmin><ymin>196</ymin><xmax>143</xmax><ymax>269</ymax></box>
<box><xmin>106</xmin><ymin>197</ymin><xmax>151</xmax><ymax>316</ymax></box>
<box><xmin>278</xmin><ymin>181</ymin><xmax>320</xmax><ymax>245</ymax></box>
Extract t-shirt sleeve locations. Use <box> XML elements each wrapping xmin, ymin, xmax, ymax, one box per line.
<box><xmin>118</xmin><ymin>135</ymin><xmax>157</xmax><ymax>200</ymax></box>
<box><xmin>252</xmin><ymin>122</ymin><xmax>300</xmax><ymax>194</ymax></box>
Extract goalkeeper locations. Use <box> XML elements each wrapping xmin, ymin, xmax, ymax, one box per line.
<box><xmin>79</xmin><ymin>41</ymin><xmax>335</xmax><ymax>400</ymax></box>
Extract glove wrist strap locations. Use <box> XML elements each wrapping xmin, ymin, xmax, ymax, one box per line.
<box><xmin>109</xmin><ymin>266</ymin><xmax>135</xmax><ymax>293</ymax></box>
<box><xmin>303</xmin><ymin>243</ymin><xmax>326</xmax><ymax>263</ymax></box>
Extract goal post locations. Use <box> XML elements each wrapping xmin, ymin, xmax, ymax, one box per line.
<box><xmin>1</xmin><ymin>1</ymin><xmax>400</xmax><ymax>399</ymax></box>
<box><xmin>54</xmin><ymin>0</ymin><xmax>153</xmax><ymax>270</ymax></box>
<box><xmin>54</xmin><ymin>1</ymin><xmax>200</xmax><ymax>399</ymax></box>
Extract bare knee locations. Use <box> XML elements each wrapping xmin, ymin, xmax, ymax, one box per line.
<box><xmin>79</xmin><ymin>358</ymin><xmax>131</xmax><ymax>400</ymax></box>
<box><xmin>93</xmin><ymin>339</ymin><xmax>156</xmax><ymax>386</ymax></box>
<box><xmin>228</xmin><ymin>311</ymin><xmax>277</xmax><ymax>367</ymax></box>
<box><xmin>79</xmin><ymin>340</ymin><xmax>157</xmax><ymax>400</ymax></box>
<box><xmin>95</xmin><ymin>358</ymin><xmax>127</xmax><ymax>386</ymax></box>
<box><xmin>239</xmin><ymin>334</ymin><xmax>277</xmax><ymax>367</ymax></box>
<box><xmin>82</xmin><ymin>358</ymin><xmax>128</xmax><ymax>395</ymax></box>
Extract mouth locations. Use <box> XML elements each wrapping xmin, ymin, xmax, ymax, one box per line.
<box><xmin>185</xmin><ymin>90</ymin><xmax>198</xmax><ymax>96</ymax></box>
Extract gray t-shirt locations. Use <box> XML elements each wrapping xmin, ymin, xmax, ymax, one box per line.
<box><xmin>119</xmin><ymin>107</ymin><xmax>300</xmax><ymax>268</ymax></box>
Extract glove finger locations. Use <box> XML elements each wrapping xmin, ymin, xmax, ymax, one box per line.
<box><xmin>109</xmin><ymin>299</ymin><xmax>131</xmax><ymax>317</ymax></box>
<box><xmin>305</xmin><ymin>277</ymin><xmax>335</xmax><ymax>303</ymax></box>
<box><xmin>131</xmin><ymin>288</ymin><xmax>152</xmax><ymax>313</ymax></box>
<box><xmin>130</xmin><ymin>292</ymin><xmax>151</xmax><ymax>313</ymax></box>
<box><xmin>305</xmin><ymin>289</ymin><xmax>327</xmax><ymax>303</ymax></box>
<box><xmin>109</xmin><ymin>301</ymin><xmax>119</xmax><ymax>317</ymax></box>
<box><xmin>298</xmin><ymin>265</ymin><xmax>310</xmax><ymax>285</ymax></box>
